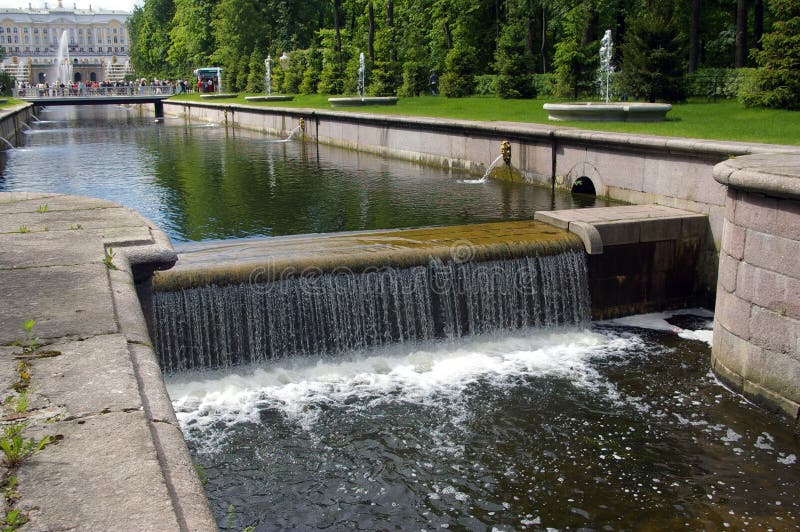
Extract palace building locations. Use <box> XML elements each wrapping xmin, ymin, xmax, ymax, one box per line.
<box><xmin>0</xmin><ymin>1</ymin><xmax>132</xmax><ymax>85</ymax></box>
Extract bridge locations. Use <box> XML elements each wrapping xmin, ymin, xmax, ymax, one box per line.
<box><xmin>17</xmin><ymin>88</ymin><xmax>174</xmax><ymax>119</ymax></box>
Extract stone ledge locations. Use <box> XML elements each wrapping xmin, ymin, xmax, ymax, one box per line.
<box><xmin>534</xmin><ymin>204</ymin><xmax>707</xmax><ymax>255</ymax></box>
<box><xmin>714</xmin><ymin>153</ymin><xmax>800</xmax><ymax>201</ymax></box>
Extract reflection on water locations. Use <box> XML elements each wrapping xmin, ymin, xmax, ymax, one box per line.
<box><xmin>167</xmin><ymin>312</ymin><xmax>799</xmax><ymax>530</ymax></box>
<box><xmin>0</xmin><ymin>106</ymin><xmax>611</xmax><ymax>243</ymax></box>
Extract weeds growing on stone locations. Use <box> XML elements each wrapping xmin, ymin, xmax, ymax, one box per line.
<box><xmin>16</xmin><ymin>227</ymin><xmax>28</xmax><ymax>234</ymax></box>
<box><xmin>0</xmin><ymin>424</ymin><xmax>50</xmax><ymax>468</ymax></box>
<box><xmin>103</xmin><ymin>247</ymin><xmax>117</xmax><ymax>270</ymax></box>
<box><xmin>36</xmin><ymin>204</ymin><xmax>47</xmax><ymax>214</ymax></box>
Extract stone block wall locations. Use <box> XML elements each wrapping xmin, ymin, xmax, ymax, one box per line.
<box><xmin>713</xmin><ymin>154</ymin><xmax>800</xmax><ymax>420</ymax></box>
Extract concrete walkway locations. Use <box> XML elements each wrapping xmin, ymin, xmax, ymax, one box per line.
<box><xmin>0</xmin><ymin>192</ymin><xmax>214</xmax><ymax>530</ymax></box>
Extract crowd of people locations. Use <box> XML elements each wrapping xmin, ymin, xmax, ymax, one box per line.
<box><xmin>14</xmin><ymin>77</ymin><xmax>195</xmax><ymax>97</ymax></box>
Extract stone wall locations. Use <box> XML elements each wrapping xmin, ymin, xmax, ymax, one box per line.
<box><xmin>712</xmin><ymin>154</ymin><xmax>800</xmax><ymax>420</ymax></box>
<box><xmin>0</xmin><ymin>102</ymin><xmax>33</xmax><ymax>148</ymax></box>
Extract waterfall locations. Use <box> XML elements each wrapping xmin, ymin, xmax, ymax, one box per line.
<box><xmin>153</xmin><ymin>250</ymin><xmax>591</xmax><ymax>373</ymax></box>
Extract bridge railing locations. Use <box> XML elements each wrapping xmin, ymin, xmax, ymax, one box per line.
<box><xmin>13</xmin><ymin>85</ymin><xmax>176</xmax><ymax>98</ymax></box>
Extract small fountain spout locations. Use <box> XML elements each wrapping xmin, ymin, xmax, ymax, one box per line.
<box><xmin>0</xmin><ymin>137</ymin><xmax>14</xmax><ymax>149</ymax></box>
<box><xmin>19</xmin><ymin>122</ymin><xmax>31</xmax><ymax>130</ymax></box>
<box><xmin>501</xmin><ymin>140</ymin><xmax>511</xmax><ymax>166</ymax></box>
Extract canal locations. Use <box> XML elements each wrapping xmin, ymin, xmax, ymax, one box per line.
<box><xmin>1</xmin><ymin>105</ymin><xmax>797</xmax><ymax>530</ymax></box>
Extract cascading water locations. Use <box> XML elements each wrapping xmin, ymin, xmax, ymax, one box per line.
<box><xmin>598</xmin><ymin>29</ymin><xmax>614</xmax><ymax>103</ymax></box>
<box><xmin>153</xmin><ymin>248</ymin><xmax>591</xmax><ymax>373</ymax></box>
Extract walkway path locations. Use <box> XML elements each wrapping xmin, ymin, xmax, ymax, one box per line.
<box><xmin>0</xmin><ymin>192</ymin><xmax>214</xmax><ymax>530</ymax></box>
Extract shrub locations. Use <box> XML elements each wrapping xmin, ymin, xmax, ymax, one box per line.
<box><xmin>440</xmin><ymin>42</ymin><xmax>477</xmax><ymax>98</ymax></box>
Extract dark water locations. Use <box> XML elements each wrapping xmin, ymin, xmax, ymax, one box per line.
<box><xmin>167</xmin><ymin>311</ymin><xmax>800</xmax><ymax>530</ymax></box>
<box><xmin>0</xmin><ymin>106</ymin><xmax>609</xmax><ymax>242</ymax></box>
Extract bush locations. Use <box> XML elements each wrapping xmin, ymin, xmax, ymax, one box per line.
<box><xmin>440</xmin><ymin>42</ymin><xmax>477</xmax><ymax>98</ymax></box>
<box><xmin>299</xmin><ymin>48</ymin><xmax>322</xmax><ymax>95</ymax></box>
<box><xmin>474</xmin><ymin>75</ymin><xmax>498</xmax><ymax>95</ymax></box>
<box><xmin>532</xmin><ymin>74</ymin><xmax>557</xmax><ymax>97</ymax></box>
<box><xmin>685</xmin><ymin>68</ymin><xmax>755</xmax><ymax>99</ymax></box>
<box><xmin>399</xmin><ymin>60</ymin><xmax>428</xmax><ymax>97</ymax></box>
<box><xmin>280</xmin><ymin>49</ymin><xmax>308</xmax><ymax>94</ymax></box>
<box><xmin>369</xmin><ymin>60</ymin><xmax>401</xmax><ymax>96</ymax></box>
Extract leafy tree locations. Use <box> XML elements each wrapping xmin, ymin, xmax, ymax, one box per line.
<box><xmin>167</xmin><ymin>0</ymin><xmax>218</xmax><ymax>76</ymax></box>
<box><xmin>128</xmin><ymin>0</ymin><xmax>176</xmax><ymax>78</ymax></box>
<box><xmin>741</xmin><ymin>0</ymin><xmax>800</xmax><ymax>109</ymax></box>
<box><xmin>618</xmin><ymin>7</ymin><xmax>687</xmax><ymax>102</ymax></box>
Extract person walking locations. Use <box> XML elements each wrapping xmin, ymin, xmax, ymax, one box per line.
<box><xmin>429</xmin><ymin>71</ymin><xmax>439</xmax><ymax>96</ymax></box>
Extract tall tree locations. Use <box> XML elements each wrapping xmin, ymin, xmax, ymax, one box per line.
<box><xmin>553</xmin><ymin>1</ymin><xmax>597</xmax><ymax>99</ymax></box>
<box><xmin>735</xmin><ymin>0</ymin><xmax>748</xmax><ymax>66</ymax></box>
<box><xmin>618</xmin><ymin>6</ymin><xmax>687</xmax><ymax>102</ymax></box>
<box><xmin>167</xmin><ymin>0</ymin><xmax>218</xmax><ymax>75</ymax></box>
<box><xmin>742</xmin><ymin>0</ymin><xmax>800</xmax><ymax>109</ymax></box>
<box><xmin>495</xmin><ymin>0</ymin><xmax>536</xmax><ymax>98</ymax></box>
<box><xmin>688</xmin><ymin>0</ymin><xmax>700</xmax><ymax>72</ymax></box>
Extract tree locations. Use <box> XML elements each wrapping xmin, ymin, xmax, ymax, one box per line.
<box><xmin>741</xmin><ymin>0</ymin><xmax>800</xmax><ymax>109</ymax></box>
<box><xmin>167</xmin><ymin>0</ymin><xmax>218</xmax><ymax>76</ymax></box>
<box><xmin>618</xmin><ymin>7</ymin><xmax>687</xmax><ymax>102</ymax></box>
<box><xmin>735</xmin><ymin>0</ymin><xmax>748</xmax><ymax>67</ymax></box>
<box><xmin>128</xmin><ymin>0</ymin><xmax>176</xmax><ymax>78</ymax></box>
<box><xmin>553</xmin><ymin>2</ymin><xmax>597</xmax><ymax>99</ymax></box>
<box><xmin>494</xmin><ymin>1</ymin><xmax>537</xmax><ymax>98</ymax></box>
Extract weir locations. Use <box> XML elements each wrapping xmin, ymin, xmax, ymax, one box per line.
<box><xmin>153</xmin><ymin>249</ymin><xmax>589</xmax><ymax>372</ymax></box>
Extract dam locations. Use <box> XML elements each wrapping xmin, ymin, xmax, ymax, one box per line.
<box><xmin>0</xmin><ymin>103</ymin><xmax>798</xmax><ymax>529</ymax></box>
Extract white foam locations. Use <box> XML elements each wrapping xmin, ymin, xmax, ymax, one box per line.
<box><xmin>166</xmin><ymin>328</ymin><xmax>631</xmax><ymax>437</ymax></box>
<box><xmin>601</xmin><ymin>309</ymin><xmax>714</xmax><ymax>346</ymax></box>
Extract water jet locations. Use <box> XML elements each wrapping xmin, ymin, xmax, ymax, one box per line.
<box><xmin>328</xmin><ymin>53</ymin><xmax>398</xmax><ymax>107</ymax></box>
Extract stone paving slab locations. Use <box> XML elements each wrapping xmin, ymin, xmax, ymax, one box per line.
<box><xmin>0</xmin><ymin>192</ymin><xmax>214</xmax><ymax>531</ymax></box>
<box><xmin>32</xmin><ymin>334</ymin><xmax>142</xmax><ymax>419</ymax></box>
<box><xmin>19</xmin><ymin>412</ymin><xmax>181</xmax><ymax>532</ymax></box>
<box><xmin>0</xmin><ymin>264</ymin><xmax>117</xmax><ymax>345</ymax></box>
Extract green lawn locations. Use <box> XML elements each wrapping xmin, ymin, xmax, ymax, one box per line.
<box><xmin>173</xmin><ymin>93</ymin><xmax>800</xmax><ymax>146</ymax></box>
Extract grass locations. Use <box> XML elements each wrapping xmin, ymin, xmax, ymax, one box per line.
<box><xmin>170</xmin><ymin>93</ymin><xmax>800</xmax><ymax>145</ymax></box>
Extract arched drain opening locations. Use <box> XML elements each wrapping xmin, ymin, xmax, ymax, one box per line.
<box><xmin>572</xmin><ymin>176</ymin><xmax>596</xmax><ymax>196</ymax></box>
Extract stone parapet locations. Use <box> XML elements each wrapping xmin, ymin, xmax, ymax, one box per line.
<box><xmin>712</xmin><ymin>154</ymin><xmax>800</xmax><ymax>421</ymax></box>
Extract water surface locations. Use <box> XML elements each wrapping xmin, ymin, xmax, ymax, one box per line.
<box><xmin>167</xmin><ymin>311</ymin><xmax>799</xmax><ymax>530</ymax></box>
<box><xmin>0</xmin><ymin>106</ymin><xmax>610</xmax><ymax>242</ymax></box>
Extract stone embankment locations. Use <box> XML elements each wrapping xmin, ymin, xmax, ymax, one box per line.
<box><xmin>712</xmin><ymin>154</ymin><xmax>800</xmax><ymax>421</ymax></box>
<box><xmin>0</xmin><ymin>192</ymin><xmax>215</xmax><ymax>530</ymax></box>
